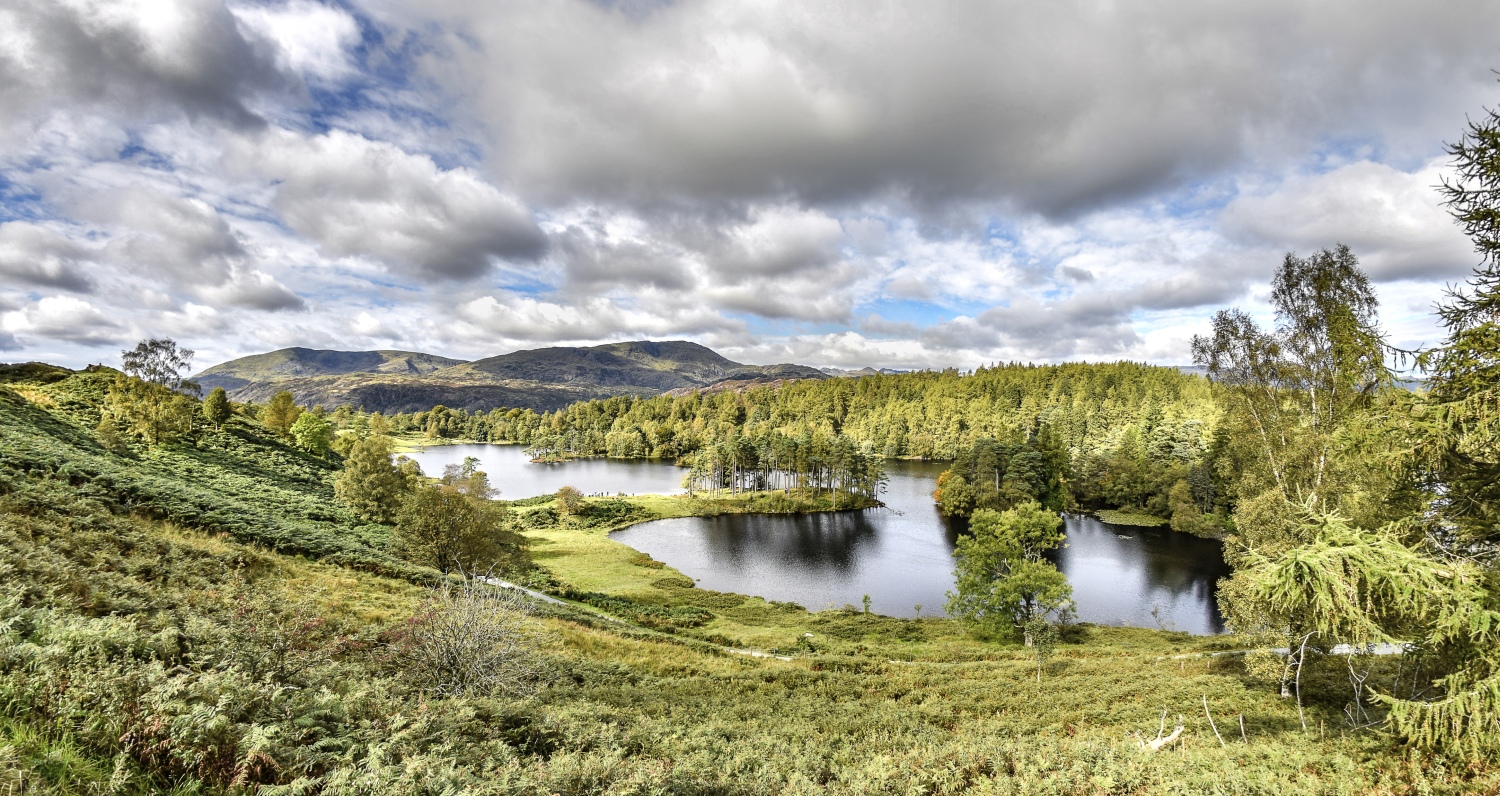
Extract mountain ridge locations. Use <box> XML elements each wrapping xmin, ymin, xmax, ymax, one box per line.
<box><xmin>193</xmin><ymin>340</ymin><xmax>827</xmax><ymax>413</ymax></box>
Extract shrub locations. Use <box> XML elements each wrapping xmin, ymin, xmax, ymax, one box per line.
<box><xmin>396</xmin><ymin>579</ymin><xmax>550</xmax><ymax>698</ymax></box>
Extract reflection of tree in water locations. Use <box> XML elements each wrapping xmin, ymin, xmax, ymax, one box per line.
<box><xmin>1133</xmin><ymin>527</ymin><xmax>1231</xmax><ymax>607</ymax></box>
<box><xmin>701</xmin><ymin>512</ymin><xmax>880</xmax><ymax>572</ymax></box>
<box><xmin>1054</xmin><ymin>516</ymin><xmax>1231</xmax><ymax>633</ymax></box>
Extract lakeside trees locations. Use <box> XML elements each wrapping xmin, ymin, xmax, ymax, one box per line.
<box><xmin>333</xmin><ymin>435</ymin><xmax>418</xmax><ymax>523</ymax></box>
<box><xmin>945</xmin><ymin>502</ymin><xmax>1072</xmax><ymax>643</ymax></box>
<box><xmin>680</xmin><ymin>431</ymin><xmax>886</xmax><ymax>506</ymax></box>
<box><xmin>394</xmin><ymin>457</ymin><xmax>524</xmax><ymax>575</ymax></box>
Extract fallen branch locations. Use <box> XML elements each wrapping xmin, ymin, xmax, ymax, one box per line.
<box><xmin>1142</xmin><ymin>715</ymin><xmax>1184</xmax><ymax>752</ymax></box>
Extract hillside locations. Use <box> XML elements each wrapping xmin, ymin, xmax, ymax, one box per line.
<box><xmin>0</xmin><ymin>361</ymin><xmax>1475</xmax><ymax>794</ymax></box>
<box><xmin>193</xmin><ymin>340</ymin><xmax>827</xmax><ymax>413</ymax></box>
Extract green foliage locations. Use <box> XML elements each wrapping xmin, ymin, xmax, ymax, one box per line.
<box><xmin>289</xmin><ymin>410</ymin><xmax>334</xmax><ymax>454</ymax></box>
<box><xmin>0</xmin><ymin>367</ymin><xmax>428</xmax><ymax>580</ymax></box>
<box><xmin>262</xmin><ymin>390</ymin><xmax>301</xmax><ymax>437</ymax></box>
<box><xmin>679</xmin><ymin>430</ymin><xmax>886</xmax><ymax>506</ymax></box>
<box><xmin>1168</xmin><ymin>479</ymin><xmax>1220</xmax><ymax>536</ymax></box>
<box><xmin>1097</xmin><ymin>509</ymin><xmax>1170</xmax><ymax>527</ymax></box>
<box><xmin>1416</xmin><ymin>109</ymin><xmax>1500</xmax><ymax>545</ymax></box>
<box><xmin>558</xmin><ymin>589</ymin><xmax>716</xmax><ymax>630</ymax></box>
<box><xmin>934</xmin><ymin>432</ymin><xmax>1069</xmax><ymax>516</ymax></box>
<box><xmin>945</xmin><ymin>502</ymin><xmax>1072</xmax><ymax>638</ymax></box>
<box><xmin>1024</xmin><ymin>615</ymin><xmax>1060</xmax><ymax>681</ymax></box>
<box><xmin>1227</xmin><ymin>509</ymin><xmax>1500</xmax><ymax>759</ymax></box>
<box><xmin>1193</xmin><ymin>246</ymin><xmax>1395</xmax><ymax>536</ymax></box>
<box><xmin>201</xmin><ymin>386</ymin><xmax>232</xmax><ymax>429</ymax></box>
<box><xmin>396</xmin><ymin>486</ymin><xmax>508</xmax><ymax>575</ymax></box>
<box><xmin>121</xmin><ymin>337</ymin><xmax>197</xmax><ymax>394</ymax></box>
<box><xmin>393</xmin><ymin>459</ymin><xmax>525</xmax><ymax>576</ymax></box>
<box><xmin>6</xmin><ymin>382</ymin><xmax>1500</xmax><ymax>792</ymax></box>
<box><xmin>102</xmin><ymin>374</ymin><xmax>197</xmax><ymax>447</ymax></box>
<box><xmin>383</xmin><ymin>362</ymin><xmax>1214</xmax><ymax>459</ymax></box>
<box><xmin>555</xmin><ymin>484</ymin><xmax>585</xmax><ymax>516</ymax></box>
<box><xmin>333</xmin><ymin>435</ymin><xmax>415</xmax><ymax>524</ymax></box>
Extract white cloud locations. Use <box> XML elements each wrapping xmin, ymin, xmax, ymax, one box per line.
<box><xmin>0</xmin><ymin>221</ymin><xmax>97</xmax><ymax>291</ymax></box>
<box><xmin>1221</xmin><ymin>158</ymin><xmax>1475</xmax><ymax>281</ymax></box>
<box><xmin>230</xmin><ymin>0</ymin><xmax>361</xmax><ymax>84</ymax></box>
<box><xmin>2</xmin><ymin>295</ymin><xmax>123</xmax><ymax>345</ymax></box>
<box><xmin>230</xmin><ymin>128</ymin><xmax>547</xmax><ymax>281</ymax></box>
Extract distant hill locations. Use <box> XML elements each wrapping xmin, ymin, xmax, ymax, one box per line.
<box><xmin>195</xmin><ymin>348</ymin><xmax>464</xmax><ymax>397</ymax></box>
<box><xmin>819</xmin><ymin>366</ymin><xmax>911</xmax><ymax>378</ymax></box>
<box><xmin>193</xmin><ymin>341</ymin><xmax>827</xmax><ymax>413</ymax></box>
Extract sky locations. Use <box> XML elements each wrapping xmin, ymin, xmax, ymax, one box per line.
<box><xmin>1</xmin><ymin>0</ymin><xmax>1497</xmax><ymax>373</ymax></box>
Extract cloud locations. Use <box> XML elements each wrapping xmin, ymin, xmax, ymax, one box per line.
<box><xmin>230</xmin><ymin>0</ymin><xmax>362</xmax><ymax>85</ymax></box>
<box><xmin>451</xmin><ymin>293</ymin><xmax>739</xmax><ymax>344</ymax></box>
<box><xmin>197</xmin><ymin>268</ymin><xmax>305</xmax><ymax>311</ymax></box>
<box><xmin>2</xmin><ymin>295</ymin><xmax>123</xmax><ymax>345</ymax></box>
<box><xmin>232</xmin><ymin>128</ymin><xmax>547</xmax><ymax>280</ymax></box>
<box><xmin>426</xmin><ymin>0</ymin><xmax>1500</xmax><ymax>215</ymax></box>
<box><xmin>79</xmin><ymin>189</ymin><xmax>246</xmax><ymax>285</ymax></box>
<box><xmin>0</xmin><ymin>221</ymin><xmax>96</xmax><ymax>291</ymax></box>
<box><xmin>0</xmin><ymin>0</ymin><xmax>288</xmax><ymax>137</ymax></box>
<box><xmin>1221</xmin><ymin>158</ymin><xmax>1475</xmax><ymax>281</ymax></box>
<box><xmin>0</xmin><ymin>0</ymin><xmax>1490</xmax><ymax>370</ymax></box>
<box><xmin>350</xmin><ymin>310</ymin><xmax>397</xmax><ymax>338</ymax></box>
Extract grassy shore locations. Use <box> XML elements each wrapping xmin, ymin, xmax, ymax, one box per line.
<box><xmin>1095</xmin><ymin>508</ymin><xmax>1171</xmax><ymax>527</ymax></box>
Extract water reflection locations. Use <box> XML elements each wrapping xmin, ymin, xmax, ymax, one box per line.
<box><xmin>615</xmin><ymin>458</ymin><xmax>1230</xmax><ymax>633</ymax></box>
<box><xmin>696</xmin><ymin>511</ymin><xmax>880</xmax><ymax>571</ymax></box>
<box><xmin>1052</xmin><ymin>516</ymin><xmax>1230</xmax><ymax>634</ymax></box>
<box><xmin>406</xmin><ymin>445</ymin><xmax>1231</xmax><ymax>633</ymax></box>
<box><xmin>402</xmin><ymin>443</ymin><xmax>686</xmax><ymax>499</ymax></box>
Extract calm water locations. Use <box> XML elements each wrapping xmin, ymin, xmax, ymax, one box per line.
<box><xmin>402</xmin><ymin>443</ymin><xmax>687</xmax><ymax>499</ymax></box>
<box><xmin>406</xmin><ymin>445</ymin><xmax>1230</xmax><ymax>633</ymax></box>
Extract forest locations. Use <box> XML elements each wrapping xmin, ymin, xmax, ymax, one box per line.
<box><xmin>375</xmin><ymin>360</ymin><xmax>1221</xmax><ymax>527</ymax></box>
<box><xmin>3</xmin><ymin>100</ymin><xmax>1500</xmax><ymax>796</ymax></box>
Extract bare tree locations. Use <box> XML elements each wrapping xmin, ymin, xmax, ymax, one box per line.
<box><xmin>397</xmin><ymin>579</ymin><xmax>551</xmax><ymax>698</ymax></box>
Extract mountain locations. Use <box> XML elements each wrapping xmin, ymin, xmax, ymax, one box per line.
<box><xmin>195</xmin><ymin>348</ymin><xmax>464</xmax><ymax>398</ymax></box>
<box><xmin>193</xmin><ymin>341</ymin><xmax>826</xmax><ymax>413</ymax></box>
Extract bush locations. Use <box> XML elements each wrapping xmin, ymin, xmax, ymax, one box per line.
<box><xmin>396</xmin><ymin>579</ymin><xmax>551</xmax><ymax>698</ymax></box>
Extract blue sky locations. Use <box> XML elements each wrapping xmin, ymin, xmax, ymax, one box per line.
<box><xmin>0</xmin><ymin>0</ymin><xmax>1495</xmax><ymax>372</ymax></box>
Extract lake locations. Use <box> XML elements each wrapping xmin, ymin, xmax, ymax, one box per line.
<box><xmin>404</xmin><ymin>445</ymin><xmax>1231</xmax><ymax>633</ymax></box>
<box><xmin>403</xmin><ymin>442</ymin><xmax>687</xmax><ymax>498</ymax></box>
